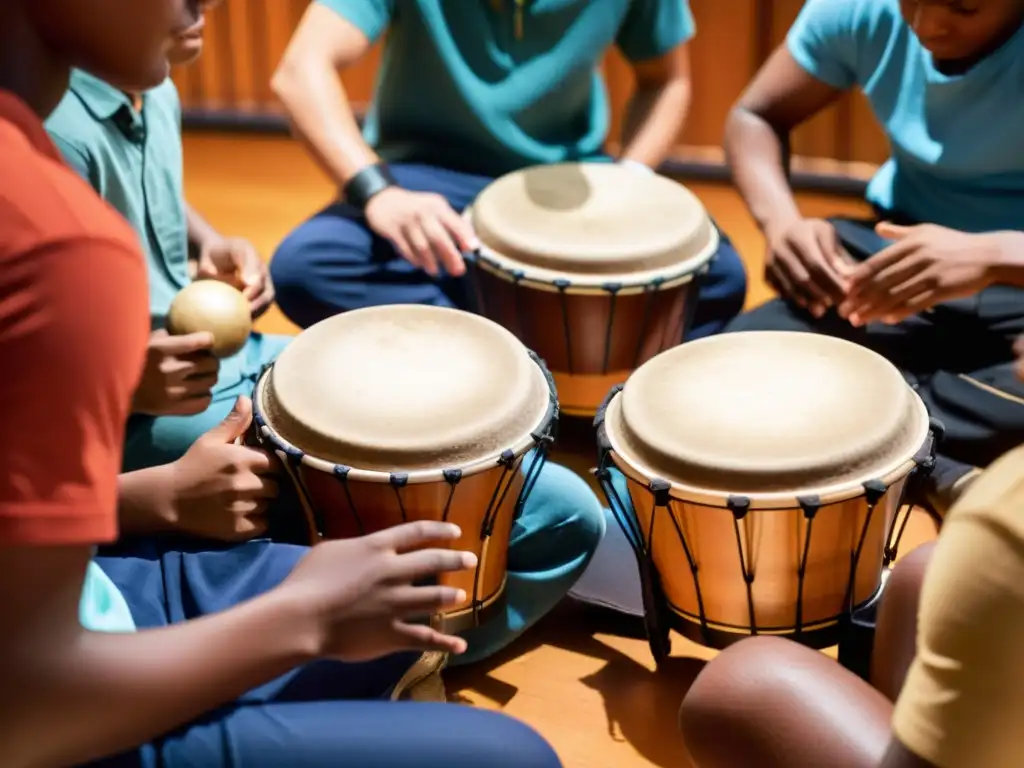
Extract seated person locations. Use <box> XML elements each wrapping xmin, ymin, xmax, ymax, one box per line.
<box><xmin>723</xmin><ymin>0</ymin><xmax>1024</xmax><ymax>515</ymax></box>
<box><xmin>680</xmin><ymin>441</ymin><xmax>1024</xmax><ymax>767</ymax></box>
<box><xmin>0</xmin><ymin>2</ymin><xmax>561</xmax><ymax>766</ymax></box>
<box><xmin>45</xmin><ymin>1</ymin><xmax>286</xmax><ymax>475</ymax></box>
<box><xmin>267</xmin><ymin>0</ymin><xmax>747</xmax><ymax>339</ymax></box>
<box><xmin>45</xmin><ymin>0</ymin><xmax>606</xmax><ymax>668</ymax></box>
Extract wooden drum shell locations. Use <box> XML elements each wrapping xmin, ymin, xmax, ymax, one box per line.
<box><xmin>613</xmin><ymin>467</ymin><xmax>909</xmax><ymax>645</ymax></box>
<box><xmin>468</xmin><ymin>263</ymin><xmax>700</xmax><ymax>417</ymax></box>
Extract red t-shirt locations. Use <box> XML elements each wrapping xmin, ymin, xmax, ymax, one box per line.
<box><xmin>0</xmin><ymin>91</ymin><xmax>149</xmax><ymax>546</ymax></box>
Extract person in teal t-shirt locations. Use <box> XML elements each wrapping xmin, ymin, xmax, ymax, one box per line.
<box><xmin>267</xmin><ymin>0</ymin><xmax>747</xmax><ymax>337</ymax></box>
<box><xmin>724</xmin><ymin>0</ymin><xmax>1024</xmax><ymax>518</ymax></box>
<box><xmin>46</xmin><ymin>62</ymin><xmax>290</xmax><ymax>474</ymax></box>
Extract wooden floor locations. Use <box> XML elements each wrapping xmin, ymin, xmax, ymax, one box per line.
<box><xmin>182</xmin><ymin>133</ymin><xmax>938</xmax><ymax>768</ymax></box>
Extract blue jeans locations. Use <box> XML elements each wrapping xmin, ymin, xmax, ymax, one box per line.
<box><xmin>89</xmin><ymin>541</ymin><xmax>562</xmax><ymax>767</ymax></box>
<box><xmin>269</xmin><ymin>163</ymin><xmax>747</xmax><ymax>339</ymax></box>
<box><xmin>123</xmin><ymin>332</ymin><xmax>292</xmax><ymax>471</ymax></box>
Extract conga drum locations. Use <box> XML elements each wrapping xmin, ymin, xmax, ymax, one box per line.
<box><xmin>465</xmin><ymin>162</ymin><xmax>719</xmax><ymax>417</ymax></box>
<box><xmin>250</xmin><ymin>304</ymin><xmax>557</xmax><ymax>633</ymax></box>
<box><xmin>594</xmin><ymin>331</ymin><xmax>940</xmax><ymax>663</ymax></box>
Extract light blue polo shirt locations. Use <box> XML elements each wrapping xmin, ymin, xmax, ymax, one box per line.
<box><xmin>46</xmin><ymin>72</ymin><xmax>248</xmax><ymax>408</ymax></box>
<box><xmin>319</xmin><ymin>0</ymin><xmax>695</xmax><ymax>177</ymax></box>
<box><xmin>788</xmin><ymin>0</ymin><xmax>1024</xmax><ymax>234</ymax></box>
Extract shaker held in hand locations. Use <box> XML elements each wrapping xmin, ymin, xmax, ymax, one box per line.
<box><xmin>167</xmin><ymin>280</ymin><xmax>252</xmax><ymax>358</ymax></box>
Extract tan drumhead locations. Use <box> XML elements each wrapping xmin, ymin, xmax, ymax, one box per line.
<box><xmin>605</xmin><ymin>331</ymin><xmax>930</xmax><ymax>499</ymax></box>
<box><xmin>261</xmin><ymin>305</ymin><xmax>550</xmax><ymax>472</ymax></box>
<box><xmin>469</xmin><ymin>163</ymin><xmax>717</xmax><ymax>284</ymax></box>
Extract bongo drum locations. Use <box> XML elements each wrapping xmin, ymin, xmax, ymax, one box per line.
<box><xmin>250</xmin><ymin>305</ymin><xmax>557</xmax><ymax>633</ymax></box>
<box><xmin>464</xmin><ymin>162</ymin><xmax>719</xmax><ymax>417</ymax></box>
<box><xmin>594</xmin><ymin>331</ymin><xmax>940</xmax><ymax>662</ymax></box>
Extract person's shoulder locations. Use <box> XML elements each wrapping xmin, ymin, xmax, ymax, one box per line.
<box><xmin>0</xmin><ymin>116</ymin><xmax>140</xmax><ymax>263</ymax></box>
<box><xmin>795</xmin><ymin>0</ymin><xmax>903</xmax><ymax>39</ymax></box>
<box><xmin>947</xmin><ymin>444</ymin><xmax>1024</xmax><ymax>537</ymax></box>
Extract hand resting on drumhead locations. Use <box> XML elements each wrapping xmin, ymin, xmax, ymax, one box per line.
<box><xmin>133</xmin><ymin>329</ymin><xmax>219</xmax><ymax>417</ymax></box>
<box><xmin>364</xmin><ymin>186</ymin><xmax>479</xmax><ymax>278</ymax></box>
<box><xmin>278</xmin><ymin>521</ymin><xmax>477</xmax><ymax>661</ymax></box>
<box><xmin>119</xmin><ymin>397</ymin><xmax>279</xmax><ymax>542</ymax></box>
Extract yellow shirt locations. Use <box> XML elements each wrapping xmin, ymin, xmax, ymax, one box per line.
<box><xmin>893</xmin><ymin>444</ymin><xmax>1024</xmax><ymax>767</ymax></box>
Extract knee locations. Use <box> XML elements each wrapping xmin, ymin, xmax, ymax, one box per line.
<box><xmin>466</xmin><ymin>711</ymin><xmax>562</xmax><ymax>767</ymax></box>
<box><xmin>523</xmin><ymin>460</ymin><xmax>606</xmax><ymax>557</ymax></box>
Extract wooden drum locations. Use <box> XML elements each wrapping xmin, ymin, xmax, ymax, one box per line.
<box><xmin>465</xmin><ymin>162</ymin><xmax>719</xmax><ymax>417</ymax></box>
<box><xmin>251</xmin><ymin>305</ymin><xmax>557</xmax><ymax>634</ymax></box>
<box><xmin>594</xmin><ymin>331</ymin><xmax>940</xmax><ymax>662</ymax></box>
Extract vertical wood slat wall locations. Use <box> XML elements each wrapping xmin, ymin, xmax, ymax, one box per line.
<box><xmin>174</xmin><ymin>0</ymin><xmax>889</xmax><ymax>173</ymax></box>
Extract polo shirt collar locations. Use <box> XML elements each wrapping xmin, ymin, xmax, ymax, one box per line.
<box><xmin>69</xmin><ymin>69</ymin><xmax>134</xmax><ymax>121</ymax></box>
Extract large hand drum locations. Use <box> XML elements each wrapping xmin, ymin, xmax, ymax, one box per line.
<box><xmin>250</xmin><ymin>305</ymin><xmax>557</xmax><ymax>633</ymax></box>
<box><xmin>595</xmin><ymin>331</ymin><xmax>939</xmax><ymax>661</ymax></box>
<box><xmin>465</xmin><ymin>163</ymin><xmax>718</xmax><ymax>416</ymax></box>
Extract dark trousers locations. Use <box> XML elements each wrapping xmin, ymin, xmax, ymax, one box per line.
<box><xmin>87</xmin><ymin>540</ymin><xmax>561</xmax><ymax>768</ymax></box>
<box><xmin>269</xmin><ymin>163</ymin><xmax>749</xmax><ymax>340</ymax></box>
<box><xmin>726</xmin><ymin>217</ymin><xmax>1024</xmax><ymax>469</ymax></box>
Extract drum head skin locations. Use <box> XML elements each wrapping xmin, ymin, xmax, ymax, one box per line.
<box><xmin>469</xmin><ymin>163</ymin><xmax>717</xmax><ymax>285</ymax></box>
<box><xmin>605</xmin><ymin>331</ymin><xmax>931</xmax><ymax>502</ymax></box>
<box><xmin>262</xmin><ymin>305</ymin><xmax>551</xmax><ymax>472</ymax></box>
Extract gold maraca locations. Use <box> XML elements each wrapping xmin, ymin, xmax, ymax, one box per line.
<box><xmin>167</xmin><ymin>280</ymin><xmax>252</xmax><ymax>358</ymax></box>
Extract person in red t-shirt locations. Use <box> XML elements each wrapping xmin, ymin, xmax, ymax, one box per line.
<box><xmin>0</xmin><ymin>3</ymin><xmax>561</xmax><ymax>767</ymax></box>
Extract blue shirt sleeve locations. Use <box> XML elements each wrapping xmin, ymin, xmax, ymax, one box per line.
<box><xmin>786</xmin><ymin>0</ymin><xmax>862</xmax><ymax>90</ymax></box>
<box><xmin>616</xmin><ymin>0</ymin><xmax>696</xmax><ymax>63</ymax></box>
<box><xmin>318</xmin><ymin>0</ymin><xmax>394</xmax><ymax>42</ymax></box>
<box><xmin>49</xmin><ymin>133</ymin><xmax>98</xmax><ymax>190</ymax></box>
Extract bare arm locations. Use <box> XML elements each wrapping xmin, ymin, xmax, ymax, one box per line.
<box><xmin>117</xmin><ymin>465</ymin><xmax>177</xmax><ymax>537</ymax></box>
<box><xmin>725</xmin><ymin>47</ymin><xmax>843</xmax><ymax>234</ymax></box>
<box><xmin>619</xmin><ymin>43</ymin><xmax>692</xmax><ymax>168</ymax></box>
<box><xmin>186</xmin><ymin>202</ymin><xmax>220</xmax><ymax>253</ymax></box>
<box><xmin>0</xmin><ymin>545</ymin><xmax>313</xmax><ymax>768</ymax></box>
<box><xmin>271</xmin><ymin>4</ymin><xmax>380</xmax><ymax>187</ymax></box>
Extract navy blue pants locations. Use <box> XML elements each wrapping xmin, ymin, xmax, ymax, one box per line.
<box><xmin>89</xmin><ymin>540</ymin><xmax>561</xmax><ymax>768</ymax></box>
<box><xmin>270</xmin><ymin>163</ymin><xmax>748</xmax><ymax>338</ymax></box>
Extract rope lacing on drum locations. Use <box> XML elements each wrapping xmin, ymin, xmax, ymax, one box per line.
<box><xmin>727</xmin><ymin>496</ymin><xmax>757</xmax><ymax>636</ymax></box>
<box><xmin>600</xmin><ymin>283</ymin><xmax>622</xmax><ymax>375</ymax></box>
<box><xmin>843</xmin><ymin>479</ymin><xmax>889</xmax><ymax>613</ymax></box>
<box><xmin>794</xmin><ymin>496</ymin><xmax>822</xmax><ymax>640</ymax></box>
<box><xmin>553</xmin><ymin>279</ymin><xmax>574</xmax><ymax>374</ymax></box>
<box><xmin>441</xmin><ymin>469</ymin><xmax>463</xmax><ymax>523</ymax></box>
<box><xmin>330</xmin><ymin>465</ymin><xmax>363</xmax><ymax>536</ymax></box>
<box><xmin>632</xmin><ymin>278</ymin><xmax>664</xmax><ymax>369</ymax></box>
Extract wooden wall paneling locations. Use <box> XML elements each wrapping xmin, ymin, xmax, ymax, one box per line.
<box><xmin>223</xmin><ymin>0</ymin><xmax>259</xmax><ymax>109</ymax></box>
<box><xmin>681</xmin><ymin>0</ymin><xmax>761</xmax><ymax>151</ymax></box>
<box><xmin>195</xmin><ymin>0</ymin><xmax>232</xmax><ymax>108</ymax></box>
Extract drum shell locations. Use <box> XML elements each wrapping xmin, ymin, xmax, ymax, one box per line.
<box><xmin>290</xmin><ymin>459</ymin><xmax>524</xmax><ymax>631</ymax></box>
<box><xmin>613</xmin><ymin>462</ymin><xmax>910</xmax><ymax>645</ymax></box>
<box><xmin>469</xmin><ymin>266</ymin><xmax>698</xmax><ymax>417</ymax></box>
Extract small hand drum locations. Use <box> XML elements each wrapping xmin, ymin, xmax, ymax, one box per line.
<box><xmin>465</xmin><ymin>162</ymin><xmax>719</xmax><ymax>416</ymax></box>
<box><xmin>595</xmin><ymin>331</ymin><xmax>939</xmax><ymax>662</ymax></box>
<box><xmin>250</xmin><ymin>305</ymin><xmax>557</xmax><ymax>633</ymax></box>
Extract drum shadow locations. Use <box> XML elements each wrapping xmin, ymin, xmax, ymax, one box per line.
<box><xmin>446</xmin><ymin>602</ymin><xmax>706</xmax><ymax>768</ymax></box>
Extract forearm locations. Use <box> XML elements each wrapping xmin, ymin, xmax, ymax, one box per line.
<box><xmin>724</xmin><ymin>106</ymin><xmax>802</xmax><ymax>234</ymax></box>
<box><xmin>272</xmin><ymin>57</ymin><xmax>379</xmax><ymax>188</ymax></box>
<box><xmin>986</xmin><ymin>231</ymin><xmax>1024</xmax><ymax>287</ymax></box>
<box><xmin>117</xmin><ymin>465</ymin><xmax>177</xmax><ymax>537</ymax></box>
<box><xmin>2</xmin><ymin>589</ymin><xmax>315</xmax><ymax>768</ymax></box>
<box><xmin>186</xmin><ymin>202</ymin><xmax>221</xmax><ymax>253</ymax></box>
<box><xmin>619</xmin><ymin>78</ymin><xmax>691</xmax><ymax>168</ymax></box>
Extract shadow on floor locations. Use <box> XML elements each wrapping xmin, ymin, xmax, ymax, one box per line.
<box><xmin>447</xmin><ymin>602</ymin><xmax>706</xmax><ymax>768</ymax></box>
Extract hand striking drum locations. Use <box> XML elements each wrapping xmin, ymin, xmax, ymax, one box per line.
<box><xmin>249</xmin><ymin>305</ymin><xmax>557</xmax><ymax>634</ymax></box>
<box><xmin>464</xmin><ymin>162</ymin><xmax>719</xmax><ymax>417</ymax></box>
<box><xmin>595</xmin><ymin>331</ymin><xmax>941</xmax><ymax>663</ymax></box>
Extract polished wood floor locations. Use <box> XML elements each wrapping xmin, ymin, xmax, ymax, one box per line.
<box><xmin>182</xmin><ymin>133</ymin><xmax>938</xmax><ymax>768</ymax></box>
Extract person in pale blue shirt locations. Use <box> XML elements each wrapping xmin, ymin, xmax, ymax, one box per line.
<box><xmin>268</xmin><ymin>0</ymin><xmax>747</xmax><ymax>338</ymax></box>
<box><xmin>724</xmin><ymin>0</ymin><xmax>1024</xmax><ymax>519</ymax></box>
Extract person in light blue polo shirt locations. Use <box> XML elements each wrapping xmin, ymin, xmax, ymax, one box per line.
<box><xmin>268</xmin><ymin>0</ymin><xmax>747</xmax><ymax>337</ymax></box>
<box><xmin>724</xmin><ymin>0</ymin><xmax>1024</xmax><ymax>518</ymax></box>
<box><xmin>46</xmin><ymin>68</ymin><xmax>289</xmax><ymax>474</ymax></box>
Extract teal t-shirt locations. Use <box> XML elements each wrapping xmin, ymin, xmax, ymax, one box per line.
<box><xmin>319</xmin><ymin>0</ymin><xmax>695</xmax><ymax>176</ymax></box>
<box><xmin>45</xmin><ymin>72</ymin><xmax>248</xmax><ymax>399</ymax></box>
<box><xmin>788</xmin><ymin>0</ymin><xmax>1024</xmax><ymax>234</ymax></box>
